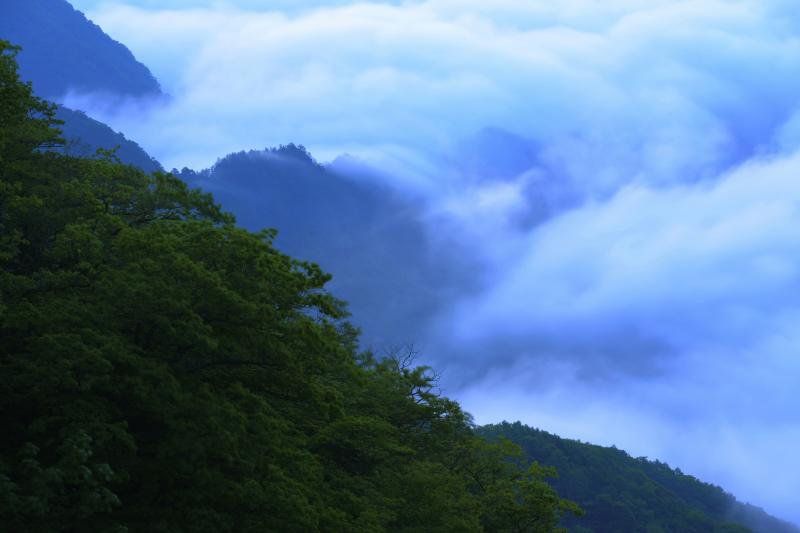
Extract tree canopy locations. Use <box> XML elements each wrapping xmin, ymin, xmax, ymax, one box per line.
<box><xmin>0</xmin><ymin>40</ymin><xmax>580</xmax><ymax>532</ymax></box>
<box><xmin>479</xmin><ymin>423</ymin><xmax>798</xmax><ymax>533</ymax></box>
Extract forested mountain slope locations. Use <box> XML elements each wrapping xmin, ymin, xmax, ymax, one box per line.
<box><xmin>55</xmin><ymin>106</ymin><xmax>163</xmax><ymax>173</ymax></box>
<box><xmin>175</xmin><ymin>148</ymin><xmax>471</xmax><ymax>350</ymax></box>
<box><xmin>2</xmin><ymin>0</ymin><xmax>458</xmax><ymax>347</ymax></box>
<box><xmin>0</xmin><ymin>0</ymin><xmax>164</xmax><ymax>171</ymax></box>
<box><xmin>479</xmin><ymin>422</ymin><xmax>799</xmax><ymax>533</ymax></box>
<box><xmin>0</xmin><ymin>0</ymin><xmax>161</xmax><ymax>99</ymax></box>
<box><xmin>0</xmin><ymin>39</ymin><xmax>580</xmax><ymax>532</ymax></box>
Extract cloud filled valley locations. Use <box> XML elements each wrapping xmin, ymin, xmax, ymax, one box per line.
<box><xmin>49</xmin><ymin>0</ymin><xmax>800</xmax><ymax>524</ymax></box>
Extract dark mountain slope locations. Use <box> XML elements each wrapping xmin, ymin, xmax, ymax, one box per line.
<box><xmin>0</xmin><ymin>0</ymin><xmax>161</xmax><ymax>99</ymax></box>
<box><xmin>175</xmin><ymin>145</ymin><xmax>471</xmax><ymax>350</ymax></box>
<box><xmin>0</xmin><ymin>0</ymin><xmax>164</xmax><ymax>171</ymax></box>
<box><xmin>56</xmin><ymin>106</ymin><xmax>162</xmax><ymax>173</ymax></box>
<box><xmin>479</xmin><ymin>422</ymin><xmax>799</xmax><ymax>533</ymax></box>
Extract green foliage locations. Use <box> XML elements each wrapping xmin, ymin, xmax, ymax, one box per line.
<box><xmin>0</xmin><ymin>41</ymin><xmax>577</xmax><ymax>532</ymax></box>
<box><xmin>478</xmin><ymin>423</ymin><xmax>796</xmax><ymax>533</ymax></box>
<box><xmin>0</xmin><ymin>41</ymin><xmax>61</xmax><ymax>165</ymax></box>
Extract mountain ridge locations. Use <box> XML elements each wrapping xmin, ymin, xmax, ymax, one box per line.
<box><xmin>479</xmin><ymin>422</ymin><xmax>799</xmax><ymax>533</ymax></box>
<box><xmin>1</xmin><ymin>0</ymin><xmax>164</xmax><ymax>172</ymax></box>
<box><xmin>0</xmin><ymin>0</ymin><xmax>162</xmax><ymax>99</ymax></box>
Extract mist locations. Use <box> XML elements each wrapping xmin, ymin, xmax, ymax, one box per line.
<box><xmin>63</xmin><ymin>0</ymin><xmax>800</xmax><ymax>523</ymax></box>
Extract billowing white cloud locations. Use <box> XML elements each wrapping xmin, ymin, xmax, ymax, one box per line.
<box><xmin>62</xmin><ymin>0</ymin><xmax>800</xmax><ymax>523</ymax></box>
<box><xmin>454</xmin><ymin>153</ymin><xmax>800</xmax><ymax>342</ymax></box>
<box><xmin>69</xmin><ymin>0</ymin><xmax>800</xmax><ymax>178</ymax></box>
<box><xmin>441</xmin><ymin>150</ymin><xmax>800</xmax><ymax>522</ymax></box>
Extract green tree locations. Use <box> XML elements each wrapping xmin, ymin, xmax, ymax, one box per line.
<box><xmin>0</xmin><ymin>40</ymin><xmax>61</xmax><ymax>163</ymax></box>
<box><xmin>0</xmin><ymin>40</ymin><xmax>578</xmax><ymax>532</ymax></box>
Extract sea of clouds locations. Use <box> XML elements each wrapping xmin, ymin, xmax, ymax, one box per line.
<box><xmin>67</xmin><ymin>0</ymin><xmax>800</xmax><ymax>523</ymax></box>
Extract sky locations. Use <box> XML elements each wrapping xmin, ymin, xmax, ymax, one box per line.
<box><xmin>68</xmin><ymin>0</ymin><xmax>800</xmax><ymax>523</ymax></box>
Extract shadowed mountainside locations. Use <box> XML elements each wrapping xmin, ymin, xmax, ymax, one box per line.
<box><xmin>1</xmin><ymin>0</ymin><xmax>164</xmax><ymax>171</ymax></box>
<box><xmin>175</xmin><ymin>145</ymin><xmax>474</xmax><ymax>350</ymax></box>
<box><xmin>479</xmin><ymin>422</ymin><xmax>800</xmax><ymax>533</ymax></box>
<box><xmin>0</xmin><ymin>0</ymin><xmax>161</xmax><ymax>99</ymax></box>
<box><xmin>56</xmin><ymin>106</ymin><xmax>163</xmax><ymax>173</ymax></box>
